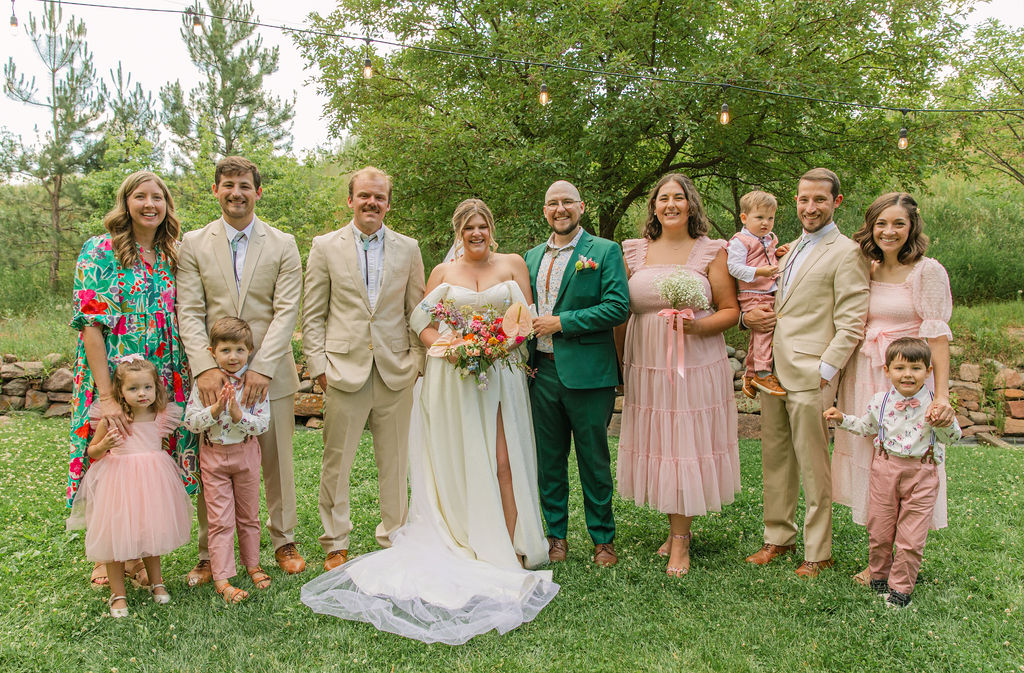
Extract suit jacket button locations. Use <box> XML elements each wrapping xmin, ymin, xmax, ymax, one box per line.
<box><xmin>368</xmin><ymin>343</ymin><xmax>374</xmax><ymax>350</ymax></box>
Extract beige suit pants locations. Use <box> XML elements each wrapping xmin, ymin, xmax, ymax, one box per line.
<box><xmin>759</xmin><ymin>382</ymin><xmax>836</xmax><ymax>562</ymax></box>
<box><xmin>197</xmin><ymin>394</ymin><xmax>298</xmax><ymax>558</ymax></box>
<box><xmin>318</xmin><ymin>364</ymin><xmax>412</xmax><ymax>552</ymax></box>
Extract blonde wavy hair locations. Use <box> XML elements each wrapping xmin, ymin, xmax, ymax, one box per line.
<box><xmin>451</xmin><ymin>198</ymin><xmax>499</xmax><ymax>257</ymax></box>
<box><xmin>103</xmin><ymin>171</ymin><xmax>181</xmax><ymax>272</ymax></box>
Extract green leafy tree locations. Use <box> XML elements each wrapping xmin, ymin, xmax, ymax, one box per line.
<box><xmin>298</xmin><ymin>0</ymin><xmax>971</xmax><ymax>256</ymax></box>
<box><xmin>941</xmin><ymin>20</ymin><xmax>1024</xmax><ymax>189</ymax></box>
<box><xmin>160</xmin><ymin>0</ymin><xmax>296</xmax><ymax>170</ymax></box>
<box><xmin>2</xmin><ymin>4</ymin><xmax>104</xmax><ymax>289</ymax></box>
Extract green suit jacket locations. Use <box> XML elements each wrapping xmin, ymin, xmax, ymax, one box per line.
<box><xmin>525</xmin><ymin>229</ymin><xmax>630</xmax><ymax>389</ymax></box>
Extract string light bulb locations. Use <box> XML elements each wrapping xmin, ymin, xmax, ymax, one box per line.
<box><xmin>363</xmin><ymin>56</ymin><xmax>373</xmax><ymax>79</ymax></box>
<box><xmin>719</xmin><ymin>102</ymin><xmax>730</xmax><ymax>125</ymax></box>
<box><xmin>539</xmin><ymin>83</ymin><xmax>549</xmax><ymax>106</ymax></box>
<box><xmin>9</xmin><ymin>0</ymin><xmax>17</xmax><ymax>36</ymax></box>
<box><xmin>190</xmin><ymin>10</ymin><xmax>202</xmax><ymax>35</ymax></box>
<box><xmin>897</xmin><ymin>109</ymin><xmax>909</xmax><ymax>150</ymax></box>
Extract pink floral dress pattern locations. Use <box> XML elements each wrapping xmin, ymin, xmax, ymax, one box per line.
<box><xmin>67</xmin><ymin>234</ymin><xmax>199</xmax><ymax>506</ymax></box>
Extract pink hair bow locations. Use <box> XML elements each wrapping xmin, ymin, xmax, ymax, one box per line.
<box><xmin>656</xmin><ymin>308</ymin><xmax>695</xmax><ymax>379</ymax></box>
<box><xmin>118</xmin><ymin>353</ymin><xmax>145</xmax><ymax>364</ymax></box>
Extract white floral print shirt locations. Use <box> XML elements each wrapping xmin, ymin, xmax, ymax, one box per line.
<box><xmin>183</xmin><ymin>366</ymin><xmax>270</xmax><ymax>444</ymax></box>
<box><xmin>839</xmin><ymin>386</ymin><xmax>961</xmax><ymax>463</ymax></box>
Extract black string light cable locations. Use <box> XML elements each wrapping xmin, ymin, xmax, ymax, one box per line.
<box><xmin>14</xmin><ymin>0</ymin><xmax>1024</xmax><ymax>146</ymax></box>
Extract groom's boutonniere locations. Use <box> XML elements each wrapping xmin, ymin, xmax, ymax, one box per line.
<box><xmin>575</xmin><ymin>256</ymin><xmax>598</xmax><ymax>271</ymax></box>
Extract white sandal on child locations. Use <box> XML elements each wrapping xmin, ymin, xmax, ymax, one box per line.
<box><xmin>108</xmin><ymin>595</ymin><xmax>128</xmax><ymax>618</ymax></box>
<box><xmin>149</xmin><ymin>583</ymin><xmax>171</xmax><ymax>605</ymax></box>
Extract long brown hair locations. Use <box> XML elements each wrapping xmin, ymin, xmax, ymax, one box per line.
<box><xmin>853</xmin><ymin>192</ymin><xmax>928</xmax><ymax>264</ymax></box>
<box><xmin>111</xmin><ymin>356</ymin><xmax>168</xmax><ymax>419</ymax></box>
<box><xmin>103</xmin><ymin>171</ymin><xmax>181</xmax><ymax>272</ymax></box>
<box><xmin>642</xmin><ymin>173</ymin><xmax>709</xmax><ymax>240</ymax></box>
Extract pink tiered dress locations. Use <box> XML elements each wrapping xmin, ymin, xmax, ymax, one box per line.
<box><xmin>67</xmin><ymin>405</ymin><xmax>193</xmax><ymax>561</ymax></box>
<box><xmin>616</xmin><ymin>237</ymin><xmax>740</xmax><ymax>515</ymax></box>
<box><xmin>832</xmin><ymin>257</ymin><xmax>953</xmax><ymax>529</ymax></box>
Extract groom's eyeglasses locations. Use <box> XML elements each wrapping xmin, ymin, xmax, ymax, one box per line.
<box><xmin>544</xmin><ymin>199</ymin><xmax>580</xmax><ymax>210</ymax></box>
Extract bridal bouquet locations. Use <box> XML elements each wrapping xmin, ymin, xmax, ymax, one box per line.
<box><xmin>653</xmin><ymin>269</ymin><xmax>709</xmax><ymax>379</ymax></box>
<box><xmin>423</xmin><ymin>300</ymin><xmax>535</xmax><ymax>390</ymax></box>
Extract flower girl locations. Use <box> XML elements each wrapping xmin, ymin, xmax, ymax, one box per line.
<box><xmin>67</xmin><ymin>355</ymin><xmax>192</xmax><ymax>617</ymax></box>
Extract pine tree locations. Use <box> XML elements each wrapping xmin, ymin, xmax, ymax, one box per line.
<box><xmin>3</xmin><ymin>3</ymin><xmax>104</xmax><ymax>290</ymax></box>
<box><xmin>160</xmin><ymin>0</ymin><xmax>295</xmax><ymax>169</ymax></box>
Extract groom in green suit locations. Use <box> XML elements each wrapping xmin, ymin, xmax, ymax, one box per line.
<box><xmin>526</xmin><ymin>180</ymin><xmax>630</xmax><ymax>567</ymax></box>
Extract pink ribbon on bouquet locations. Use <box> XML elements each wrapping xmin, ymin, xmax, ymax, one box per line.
<box><xmin>656</xmin><ymin>308</ymin><xmax>695</xmax><ymax>378</ymax></box>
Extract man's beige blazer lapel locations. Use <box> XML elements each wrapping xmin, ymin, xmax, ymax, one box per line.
<box><xmin>210</xmin><ymin>220</ymin><xmax>239</xmax><ymax>313</ymax></box>
<box><xmin>777</xmin><ymin>228</ymin><xmax>839</xmax><ymax>312</ymax></box>
<box><xmin>338</xmin><ymin>225</ymin><xmax>371</xmax><ymax>312</ymax></box>
<box><xmin>238</xmin><ymin>218</ymin><xmax>267</xmax><ymax>312</ymax></box>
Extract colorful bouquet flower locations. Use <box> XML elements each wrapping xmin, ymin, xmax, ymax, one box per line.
<box><xmin>575</xmin><ymin>256</ymin><xmax>598</xmax><ymax>271</ymax></box>
<box><xmin>422</xmin><ymin>300</ymin><xmax>535</xmax><ymax>389</ymax></box>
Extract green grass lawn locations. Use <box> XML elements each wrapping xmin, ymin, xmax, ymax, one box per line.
<box><xmin>0</xmin><ymin>415</ymin><xmax>1022</xmax><ymax>673</ymax></box>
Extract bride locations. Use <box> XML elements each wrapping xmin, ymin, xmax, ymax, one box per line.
<box><xmin>301</xmin><ymin>199</ymin><xmax>559</xmax><ymax>644</ymax></box>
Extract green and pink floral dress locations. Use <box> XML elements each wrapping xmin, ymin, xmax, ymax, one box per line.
<box><xmin>67</xmin><ymin>234</ymin><xmax>199</xmax><ymax>506</ymax></box>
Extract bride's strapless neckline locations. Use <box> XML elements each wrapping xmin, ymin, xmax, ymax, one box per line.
<box><xmin>438</xmin><ymin>279</ymin><xmax>516</xmax><ymax>294</ymax></box>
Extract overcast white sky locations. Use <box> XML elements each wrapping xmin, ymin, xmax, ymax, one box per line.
<box><xmin>1</xmin><ymin>0</ymin><xmax>1022</xmax><ymax>155</ymax></box>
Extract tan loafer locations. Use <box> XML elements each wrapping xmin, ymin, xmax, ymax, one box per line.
<box><xmin>745</xmin><ymin>543</ymin><xmax>796</xmax><ymax>565</ymax></box>
<box><xmin>323</xmin><ymin>549</ymin><xmax>348</xmax><ymax>572</ymax></box>
<box><xmin>275</xmin><ymin>543</ymin><xmax>306</xmax><ymax>574</ymax></box>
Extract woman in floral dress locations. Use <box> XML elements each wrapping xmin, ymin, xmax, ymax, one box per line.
<box><xmin>68</xmin><ymin>171</ymin><xmax>199</xmax><ymax>587</ymax></box>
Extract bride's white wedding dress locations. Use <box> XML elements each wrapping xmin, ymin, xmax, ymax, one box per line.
<box><xmin>301</xmin><ymin>281</ymin><xmax>559</xmax><ymax>645</ymax></box>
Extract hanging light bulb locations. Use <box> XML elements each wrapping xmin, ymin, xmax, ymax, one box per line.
<box><xmin>9</xmin><ymin>0</ymin><xmax>17</xmax><ymax>36</ymax></box>
<box><xmin>719</xmin><ymin>102</ymin><xmax>730</xmax><ymax>125</ymax></box>
<box><xmin>539</xmin><ymin>83</ymin><xmax>550</xmax><ymax>106</ymax></box>
<box><xmin>897</xmin><ymin>109</ymin><xmax>909</xmax><ymax>150</ymax></box>
<box><xmin>191</xmin><ymin>10</ymin><xmax>202</xmax><ymax>35</ymax></box>
<box><xmin>363</xmin><ymin>57</ymin><xmax>373</xmax><ymax>79</ymax></box>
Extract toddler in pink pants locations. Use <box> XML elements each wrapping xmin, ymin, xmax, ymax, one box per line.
<box><xmin>184</xmin><ymin>317</ymin><xmax>271</xmax><ymax>603</ymax></box>
<box><xmin>825</xmin><ymin>337</ymin><xmax>960</xmax><ymax>609</ymax></box>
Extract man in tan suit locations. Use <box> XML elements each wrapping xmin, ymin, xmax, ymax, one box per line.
<box><xmin>302</xmin><ymin>166</ymin><xmax>425</xmax><ymax>571</ymax></box>
<box><xmin>177</xmin><ymin>156</ymin><xmax>306</xmax><ymax>582</ymax></box>
<box><xmin>743</xmin><ymin>167</ymin><xmax>869</xmax><ymax>577</ymax></box>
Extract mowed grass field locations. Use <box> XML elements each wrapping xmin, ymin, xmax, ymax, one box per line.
<box><xmin>0</xmin><ymin>415</ymin><xmax>1021</xmax><ymax>673</ymax></box>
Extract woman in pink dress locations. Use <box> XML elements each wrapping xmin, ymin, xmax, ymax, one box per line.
<box><xmin>831</xmin><ymin>192</ymin><xmax>956</xmax><ymax>584</ymax></box>
<box><xmin>616</xmin><ymin>173</ymin><xmax>740</xmax><ymax>577</ymax></box>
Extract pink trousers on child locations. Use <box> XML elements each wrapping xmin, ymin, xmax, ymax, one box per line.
<box><xmin>739</xmin><ymin>293</ymin><xmax>776</xmax><ymax>375</ymax></box>
<box><xmin>867</xmin><ymin>450</ymin><xmax>939</xmax><ymax>595</ymax></box>
<box><xmin>200</xmin><ymin>437</ymin><xmax>262</xmax><ymax>581</ymax></box>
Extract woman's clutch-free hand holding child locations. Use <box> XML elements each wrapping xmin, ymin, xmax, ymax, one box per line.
<box><xmin>86</xmin><ymin>419</ymin><xmax>124</xmax><ymax>460</ymax></box>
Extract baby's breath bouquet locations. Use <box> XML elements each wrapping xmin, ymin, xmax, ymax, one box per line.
<box><xmin>654</xmin><ymin>269</ymin><xmax>710</xmax><ymax>311</ymax></box>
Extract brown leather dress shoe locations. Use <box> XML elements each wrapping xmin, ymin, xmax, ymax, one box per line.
<box><xmin>323</xmin><ymin>549</ymin><xmax>348</xmax><ymax>572</ymax></box>
<box><xmin>593</xmin><ymin>542</ymin><xmax>618</xmax><ymax>567</ymax></box>
<box><xmin>745</xmin><ymin>543</ymin><xmax>796</xmax><ymax>565</ymax></box>
<box><xmin>547</xmin><ymin>536</ymin><xmax>567</xmax><ymax>563</ymax></box>
<box><xmin>795</xmin><ymin>558</ymin><xmax>835</xmax><ymax>578</ymax></box>
<box><xmin>186</xmin><ymin>559</ymin><xmax>213</xmax><ymax>587</ymax></box>
<box><xmin>275</xmin><ymin>543</ymin><xmax>306</xmax><ymax>574</ymax></box>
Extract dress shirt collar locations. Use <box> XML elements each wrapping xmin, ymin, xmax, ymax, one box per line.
<box><xmin>545</xmin><ymin>225</ymin><xmax>584</xmax><ymax>252</ymax></box>
<box><xmin>797</xmin><ymin>221</ymin><xmax>837</xmax><ymax>246</ymax></box>
<box><xmin>349</xmin><ymin>220</ymin><xmax>387</xmax><ymax>243</ymax></box>
<box><xmin>220</xmin><ymin>363</ymin><xmax>248</xmax><ymax>383</ymax></box>
<box><xmin>223</xmin><ymin>216</ymin><xmax>255</xmax><ymax>241</ymax></box>
<box><xmin>739</xmin><ymin>227</ymin><xmax>773</xmax><ymax>245</ymax></box>
<box><xmin>888</xmin><ymin>384</ymin><xmax>930</xmax><ymax>407</ymax></box>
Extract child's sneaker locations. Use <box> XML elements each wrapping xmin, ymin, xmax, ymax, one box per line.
<box><xmin>751</xmin><ymin>373</ymin><xmax>787</xmax><ymax>397</ymax></box>
<box><xmin>886</xmin><ymin>590</ymin><xmax>912</xmax><ymax>609</ymax></box>
<box><xmin>870</xmin><ymin>579</ymin><xmax>890</xmax><ymax>595</ymax></box>
<box><xmin>741</xmin><ymin>375</ymin><xmax>758</xmax><ymax>399</ymax></box>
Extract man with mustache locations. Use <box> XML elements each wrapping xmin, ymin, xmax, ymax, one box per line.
<box><xmin>525</xmin><ymin>180</ymin><xmax>630</xmax><ymax>566</ymax></box>
<box><xmin>177</xmin><ymin>155</ymin><xmax>307</xmax><ymax>582</ymax></box>
<box><xmin>302</xmin><ymin>166</ymin><xmax>426</xmax><ymax>571</ymax></box>
<box><xmin>742</xmin><ymin>167</ymin><xmax>869</xmax><ymax>577</ymax></box>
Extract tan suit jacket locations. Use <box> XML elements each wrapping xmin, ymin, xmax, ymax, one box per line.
<box><xmin>176</xmin><ymin>217</ymin><xmax>302</xmax><ymax>401</ymax></box>
<box><xmin>773</xmin><ymin>228</ymin><xmax>870</xmax><ymax>392</ymax></box>
<box><xmin>302</xmin><ymin>225</ymin><xmax>426</xmax><ymax>393</ymax></box>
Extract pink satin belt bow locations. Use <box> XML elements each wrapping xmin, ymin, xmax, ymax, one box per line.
<box><xmin>893</xmin><ymin>398</ymin><xmax>920</xmax><ymax>411</ymax></box>
<box><xmin>861</xmin><ymin>326</ymin><xmax>918</xmax><ymax>367</ymax></box>
<box><xmin>656</xmin><ymin>308</ymin><xmax>695</xmax><ymax>379</ymax></box>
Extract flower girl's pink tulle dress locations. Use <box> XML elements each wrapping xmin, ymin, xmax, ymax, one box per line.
<box><xmin>67</xmin><ymin>405</ymin><xmax>193</xmax><ymax>561</ymax></box>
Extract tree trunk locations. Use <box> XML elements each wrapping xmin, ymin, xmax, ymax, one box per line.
<box><xmin>48</xmin><ymin>175</ymin><xmax>63</xmax><ymax>291</ymax></box>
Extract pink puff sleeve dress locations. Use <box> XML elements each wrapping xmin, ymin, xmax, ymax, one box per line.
<box><xmin>616</xmin><ymin>237</ymin><xmax>741</xmax><ymax>515</ymax></box>
<box><xmin>67</xmin><ymin>404</ymin><xmax>194</xmax><ymax>561</ymax></box>
<box><xmin>832</xmin><ymin>257</ymin><xmax>953</xmax><ymax>529</ymax></box>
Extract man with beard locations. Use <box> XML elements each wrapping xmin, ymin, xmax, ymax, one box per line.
<box><xmin>177</xmin><ymin>156</ymin><xmax>307</xmax><ymax>582</ymax></box>
<box><xmin>742</xmin><ymin>167</ymin><xmax>869</xmax><ymax>577</ymax></box>
<box><xmin>525</xmin><ymin>180</ymin><xmax>630</xmax><ymax>566</ymax></box>
<box><xmin>302</xmin><ymin>166</ymin><xmax>426</xmax><ymax>571</ymax></box>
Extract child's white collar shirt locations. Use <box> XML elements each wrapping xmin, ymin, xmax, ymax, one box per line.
<box><xmin>182</xmin><ymin>366</ymin><xmax>270</xmax><ymax>444</ymax></box>
<box><xmin>838</xmin><ymin>386</ymin><xmax>961</xmax><ymax>463</ymax></box>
